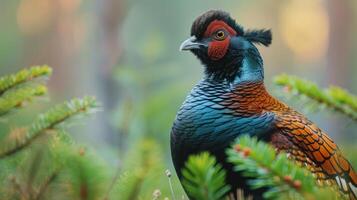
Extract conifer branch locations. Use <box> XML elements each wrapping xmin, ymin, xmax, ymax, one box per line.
<box><xmin>120</xmin><ymin>142</ymin><xmax>156</xmax><ymax>200</ymax></box>
<box><xmin>0</xmin><ymin>65</ymin><xmax>52</xmax><ymax>95</ymax></box>
<box><xmin>0</xmin><ymin>85</ymin><xmax>47</xmax><ymax>116</ymax></box>
<box><xmin>274</xmin><ymin>74</ymin><xmax>357</xmax><ymax>121</ymax></box>
<box><xmin>226</xmin><ymin>135</ymin><xmax>338</xmax><ymax>199</ymax></box>
<box><xmin>182</xmin><ymin>152</ymin><xmax>231</xmax><ymax>200</ymax></box>
<box><xmin>0</xmin><ymin>96</ymin><xmax>98</xmax><ymax>158</ymax></box>
<box><xmin>49</xmin><ymin>143</ymin><xmax>108</xmax><ymax>200</ymax></box>
<box><xmin>33</xmin><ymin>169</ymin><xmax>60</xmax><ymax>200</ymax></box>
<box><xmin>112</xmin><ymin>139</ymin><xmax>172</xmax><ymax>200</ymax></box>
<box><xmin>9</xmin><ymin>175</ymin><xmax>27</xmax><ymax>199</ymax></box>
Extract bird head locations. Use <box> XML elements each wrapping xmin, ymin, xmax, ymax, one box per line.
<box><xmin>180</xmin><ymin>10</ymin><xmax>272</xmax><ymax>82</ymax></box>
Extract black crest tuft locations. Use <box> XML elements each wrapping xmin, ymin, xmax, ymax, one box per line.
<box><xmin>190</xmin><ymin>10</ymin><xmax>244</xmax><ymax>39</ymax></box>
<box><xmin>244</xmin><ymin>29</ymin><xmax>272</xmax><ymax>47</ymax></box>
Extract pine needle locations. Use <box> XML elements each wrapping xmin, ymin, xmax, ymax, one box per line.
<box><xmin>0</xmin><ymin>85</ymin><xmax>47</xmax><ymax>116</ymax></box>
<box><xmin>182</xmin><ymin>152</ymin><xmax>231</xmax><ymax>200</ymax></box>
<box><xmin>0</xmin><ymin>96</ymin><xmax>98</xmax><ymax>158</ymax></box>
<box><xmin>274</xmin><ymin>74</ymin><xmax>357</xmax><ymax>121</ymax></box>
<box><xmin>0</xmin><ymin>65</ymin><xmax>52</xmax><ymax>95</ymax></box>
<box><xmin>226</xmin><ymin>135</ymin><xmax>339</xmax><ymax>199</ymax></box>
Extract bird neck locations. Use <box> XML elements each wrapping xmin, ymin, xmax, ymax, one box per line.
<box><xmin>233</xmin><ymin>55</ymin><xmax>264</xmax><ymax>84</ymax></box>
<box><xmin>204</xmin><ymin>50</ymin><xmax>264</xmax><ymax>85</ymax></box>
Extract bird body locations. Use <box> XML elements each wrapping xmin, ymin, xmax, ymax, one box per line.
<box><xmin>171</xmin><ymin>80</ymin><xmax>277</xmax><ymax>197</ymax></box>
<box><xmin>171</xmin><ymin>10</ymin><xmax>357</xmax><ymax>199</ymax></box>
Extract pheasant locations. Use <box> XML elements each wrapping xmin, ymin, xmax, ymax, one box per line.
<box><xmin>170</xmin><ymin>10</ymin><xmax>357</xmax><ymax>199</ymax></box>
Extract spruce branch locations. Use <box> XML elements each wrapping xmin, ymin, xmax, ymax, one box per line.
<box><xmin>121</xmin><ymin>140</ymin><xmax>159</xmax><ymax>200</ymax></box>
<box><xmin>0</xmin><ymin>96</ymin><xmax>98</xmax><ymax>158</ymax></box>
<box><xmin>182</xmin><ymin>152</ymin><xmax>231</xmax><ymax>200</ymax></box>
<box><xmin>0</xmin><ymin>65</ymin><xmax>52</xmax><ymax>95</ymax></box>
<box><xmin>102</xmin><ymin>164</ymin><xmax>121</xmax><ymax>200</ymax></box>
<box><xmin>9</xmin><ymin>175</ymin><xmax>28</xmax><ymax>199</ymax></box>
<box><xmin>226</xmin><ymin>135</ymin><xmax>338</xmax><ymax>199</ymax></box>
<box><xmin>274</xmin><ymin>74</ymin><xmax>357</xmax><ymax>121</ymax></box>
<box><xmin>44</xmin><ymin>135</ymin><xmax>108</xmax><ymax>200</ymax></box>
<box><xmin>0</xmin><ymin>85</ymin><xmax>47</xmax><ymax>116</ymax></box>
<box><xmin>112</xmin><ymin>139</ymin><xmax>173</xmax><ymax>200</ymax></box>
<box><xmin>34</xmin><ymin>169</ymin><xmax>60</xmax><ymax>200</ymax></box>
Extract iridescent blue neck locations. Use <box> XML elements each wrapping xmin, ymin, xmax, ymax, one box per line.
<box><xmin>232</xmin><ymin>53</ymin><xmax>264</xmax><ymax>84</ymax></box>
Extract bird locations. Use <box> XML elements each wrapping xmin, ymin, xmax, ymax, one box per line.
<box><xmin>170</xmin><ymin>9</ymin><xmax>357</xmax><ymax>200</ymax></box>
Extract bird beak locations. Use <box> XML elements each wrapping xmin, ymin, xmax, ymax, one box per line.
<box><xmin>179</xmin><ymin>36</ymin><xmax>205</xmax><ymax>51</ymax></box>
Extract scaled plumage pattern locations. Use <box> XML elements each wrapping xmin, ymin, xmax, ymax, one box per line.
<box><xmin>171</xmin><ymin>10</ymin><xmax>357</xmax><ymax>199</ymax></box>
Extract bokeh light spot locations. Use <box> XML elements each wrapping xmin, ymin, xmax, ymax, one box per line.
<box><xmin>279</xmin><ymin>0</ymin><xmax>329</xmax><ymax>61</ymax></box>
<box><xmin>59</xmin><ymin>0</ymin><xmax>81</xmax><ymax>14</ymax></box>
<box><xmin>17</xmin><ymin>0</ymin><xmax>54</xmax><ymax>35</ymax></box>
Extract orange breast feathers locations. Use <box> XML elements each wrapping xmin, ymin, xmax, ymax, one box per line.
<box><xmin>220</xmin><ymin>82</ymin><xmax>290</xmax><ymax>115</ymax></box>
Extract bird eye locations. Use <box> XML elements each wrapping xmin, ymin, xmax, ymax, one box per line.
<box><xmin>214</xmin><ymin>30</ymin><xmax>226</xmax><ymax>40</ymax></box>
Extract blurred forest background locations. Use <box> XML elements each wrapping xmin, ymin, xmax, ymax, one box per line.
<box><xmin>0</xmin><ymin>0</ymin><xmax>356</xmax><ymax>199</ymax></box>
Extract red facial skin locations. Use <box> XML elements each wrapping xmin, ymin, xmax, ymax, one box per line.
<box><xmin>203</xmin><ymin>20</ymin><xmax>237</xmax><ymax>60</ymax></box>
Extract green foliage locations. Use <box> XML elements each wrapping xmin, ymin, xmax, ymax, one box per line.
<box><xmin>0</xmin><ymin>85</ymin><xmax>47</xmax><ymax>115</ymax></box>
<box><xmin>56</xmin><ymin>146</ymin><xmax>108</xmax><ymax>200</ymax></box>
<box><xmin>274</xmin><ymin>74</ymin><xmax>357</xmax><ymax>121</ymax></box>
<box><xmin>0</xmin><ymin>66</ymin><xmax>104</xmax><ymax>200</ymax></box>
<box><xmin>0</xmin><ymin>65</ymin><xmax>51</xmax><ymax>116</ymax></box>
<box><xmin>0</xmin><ymin>97</ymin><xmax>97</xmax><ymax>158</ymax></box>
<box><xmin>0</xmin><ymin>65</ymin><xmax>188</xmax><ymax>200</ymax></box>
<box><xmin>0</xmin><ymin>133</ymin><xmax>110</xmax><ymax>200</ymax></box>
<box><xmin>111</xmin><ymin>139</ymin><xmax>184</xmax><ymax>200</ymax></box>
<box><xmin>182</xmin><ymin>152</ymin><xmax>231</xmax><ymax>200</ymax></box>
<box><xmin>113</xmin><ymin>139</ymin><xmax>163</xmax><ymax>200</ymax></box>
<box><xmin>226</xmin><ymin>135</ymin><xmax>339</xmax><ymax>200</ymax></box>
<box><xmin>0</xmin><ymin>65</ymin><xmax>51</xmax><ymax>95</ymax></box>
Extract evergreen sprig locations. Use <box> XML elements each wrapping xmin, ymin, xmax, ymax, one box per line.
<box><xmin>0</xmin><ymin>96</ymin><xmax>98</xmax><ymax>158</ymax></box>
<box><xmin>0</xmin><ymin>66</ymin><xmax>105</xmax><ymax>199</ymax></box>
<box><xmin>274</xmin><ymin>74</ymin><xmax>357</xmax><ymax>121</ymax></box>
<box><xmin>0</xmin><ymin>85</ymin><xmax>47</xmax><ymax>116</ymax></box>
<box><xmin>58</xmin><ymin>146</ymin><xmax>108</xmax><ymax>200</ymax></box>
<box><xmin>112</xmin><ymin>139</ymin><xmax>169</xmax><ymax>200</ymax></box>
<box><xmin>0</xmin><ymin>65</ymin><xmax>52</xmax><ymax>95</ymax></box>
<box><xmin>182</xmin><ymin>152</ymin><xmax>231</xmax><ymax>200</ymax></box>
<box><xmin>226</xmin><ymin>135</ymin><xmax>338</xmax><ymax>199</ymax></box>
